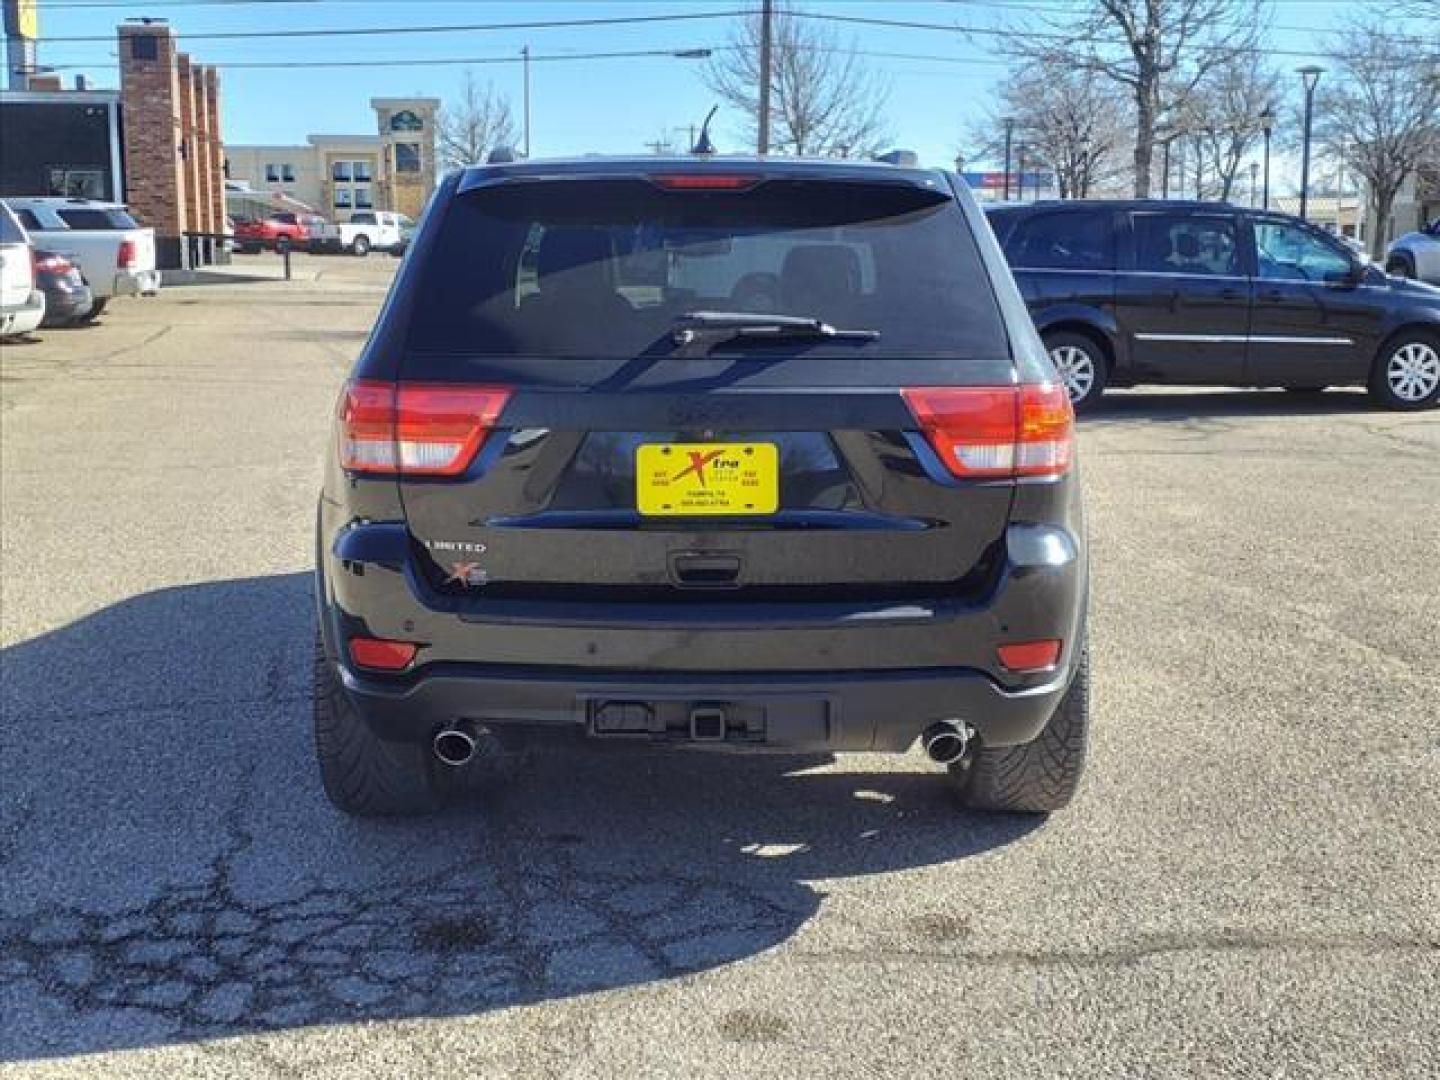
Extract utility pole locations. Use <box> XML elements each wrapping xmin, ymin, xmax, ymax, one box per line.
<box><xmin>521</xmin><ymin>45</ymin><xmax>531</xmax><ymax>157</ymax></box>
<box><xmin>1297</xmin><ymin>66</ymin><xmax>1324</xmax><ymax>220</ymax></box>
<box><xmin>1001</xmin><ymin>117</ymin><xmax>1015</xmax><ymax>201</ymax></box>
<box><xmin>1260</xmin><ymin>106</ymin><xmax>1274</xmax><ymax>210</ymax></box>
<box><xmin>757</xmin><ymin>0</ymin><xmax>774</xmax><ymax>155</ymax></box>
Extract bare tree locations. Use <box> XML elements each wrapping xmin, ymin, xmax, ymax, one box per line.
<box><xmin>975</xmin><ymin>65</ymin><xmax>1132</xmax><ymax>198</ymax></box>
<box><xmin>1316</xmin><ymin>19</ymin><xmax>1440</xmax><ymax>256</ymax></box>
<box><xmin>437</xmin><ymin>72</ymin><xmax>518</xmax><ymax>172</ymax></box>
<box><xmin>1182</xmin><ymin>53</ymin><xmax>1281</xmax><ymax>200</ymax></box>
<box><xmin>703</xmin><ymin>2</ymin><xmax>891</xmax><ymax>157</ymax></box>
<box><xmin>1003</xmin><ymin>0</ymin><xmax>1261</xmax><ymax>197</ymax></box>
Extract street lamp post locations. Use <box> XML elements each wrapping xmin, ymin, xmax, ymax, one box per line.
<box><xmin>1161</xmin><ymin>136</ymin><xmax>1172</xmax><ymax>199</ymax></box>
<box><xmin>1259</xmin><ymin>106</ymin><xmax>1275</xmax><ymax>210</ymax></box>
<box><xmin>1297</xmin><ymin>66</ymin><xmax>1324</xmax><ymax>220</ymax></box>
<box><xmin>1002</xmin><ymin>117</ymin><xmax>1015</xmax><ymax>202</ymax></box>
<box><xmin>1249</xmin><ymin>161</ymin><xmax>1260</xmax><ymax>208</ymax></box>
<box><xmin>1016</xmin><ymin>143</ymin><xmax>1026</xmax><ymax>202</ymax></box>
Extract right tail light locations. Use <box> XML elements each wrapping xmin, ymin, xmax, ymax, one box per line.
<box><xmin>902</xmin><ymin>383</ymin><xmax>1074</xmax><ymax>480</ymax></box>
<box><xmin>116</xmin><ymin>239</ymin><xmax>138</xmax><ymax>269</ymax></box>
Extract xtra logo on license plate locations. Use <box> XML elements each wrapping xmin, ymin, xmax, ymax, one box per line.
<box><xmin>636</xmin><ymin>442</ymin><xmax>779</xmax><ymax>516</ymax></box>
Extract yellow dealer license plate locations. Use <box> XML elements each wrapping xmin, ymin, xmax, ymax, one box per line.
<box><xmin>636</xmin><ymin>442</ymin><xmax>779</xmax><ymax>516</ymax></box>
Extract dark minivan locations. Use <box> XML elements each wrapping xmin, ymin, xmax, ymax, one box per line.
<box><xmin>315</xmin><ymin>157</ymin><xmax>1089</xmax><ymax>817</ymax></box>
<box><xmin>986</xmin><ymin>200</ymin><xmax>1440</xmax><ymax>411</ymax></box>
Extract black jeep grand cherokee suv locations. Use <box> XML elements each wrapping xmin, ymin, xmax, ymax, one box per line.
<box><xmin>314</xmin><ymin>157</ymin><xmax>1088</xmax><ymax>817</ymax></box>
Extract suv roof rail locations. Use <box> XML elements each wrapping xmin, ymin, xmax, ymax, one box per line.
<box><xmin>874</xmin><ymin>149</ymin><xmax>919</xmax><ymax>167</ymax></box>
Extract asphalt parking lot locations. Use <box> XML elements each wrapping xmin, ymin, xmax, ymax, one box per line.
<box><xmin>2</xmin><ymin>253</ymin><xmax>1437</xmax><ymax>1078</ymax></box>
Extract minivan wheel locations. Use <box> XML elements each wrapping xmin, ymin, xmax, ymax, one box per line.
<box><xmin>1045</xmin><ymin>332</ymin><xmax>1108</xmax><ymax>412</ymax></box>
<box><xmin>313</xmin><ymin>630</ymin><xmax>442</xmax><ymax>816</ymax></box>
<box><xmin>951</xmin><ymin>648</ymin><xmax>1090</xmax><ymax>814</ymax></box>
<box><xmin>1370</xmin><ymin>331</ymin><xmax>1440</xmax><ymax>411</ymax></box>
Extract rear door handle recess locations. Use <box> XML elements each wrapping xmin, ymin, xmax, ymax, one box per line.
<box><xmin>670</xmin><ymin>552</ymin><xmax>742</xmax><ymax>588</ymax></box>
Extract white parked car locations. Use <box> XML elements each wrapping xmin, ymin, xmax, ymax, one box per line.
<box><xmin>3</xmin><ymin>197</ymin><xmax>160</xmax><ymax>321</ymax></box>
<box><xmin>1386</xmin><ymin>220</ymin><xmax>1440</xmax><ymax>285</ymax></box>
<box><xmin>0</xmin><ymin>202</ymin><xmax>46</xmax><ymax>338</ymax></box>
<box><xmin>337</xmin><ymin>211</ymin><xmax>410</xmax><ymax>256</ymax></box>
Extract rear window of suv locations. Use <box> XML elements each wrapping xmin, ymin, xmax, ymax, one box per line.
<box><xmin>407</xmin><ymin>175</ymin><xmax>1009</xmax><ymax>359</ymax></box>
<box><xmin>56</xmin><ymin>207</ymin><xmax>139</xmax><ymax>230</ymax></box>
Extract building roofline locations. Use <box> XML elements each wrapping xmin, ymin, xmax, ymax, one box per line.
<box><xmin>0</xmin><ymin>89</ymin><xmax>120</xmax><ymax>106</ymax></box>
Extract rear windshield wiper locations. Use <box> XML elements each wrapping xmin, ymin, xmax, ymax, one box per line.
<box><xmin>671</xmin><ymin>310</ymin><xmax>880</xmax><ymax>347</ymax></box>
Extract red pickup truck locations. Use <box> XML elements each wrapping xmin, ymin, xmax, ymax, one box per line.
<box><xmin>234</xmin><ymin>212</ymin><xmax>320</xmax><ymax>253</ymax></box>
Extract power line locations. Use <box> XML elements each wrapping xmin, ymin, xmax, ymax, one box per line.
<box><xmin>33</xmin><ymin>8</ymin><xmax>760</xmax><ymax>44</ymax></box>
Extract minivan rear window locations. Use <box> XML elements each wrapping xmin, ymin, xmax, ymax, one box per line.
<box><xmin>407</xmin><ymin>176</ymin><xmax>1009</xmax><ymax>359</ymax></box>
<box><xmin>56</xmin><ymin>207</ymin><xmax>139</xmax><ymax>230</ymax></box>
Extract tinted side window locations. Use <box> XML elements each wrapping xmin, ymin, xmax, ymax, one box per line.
<box><xmin>12</xmin><ymin>209</ymin><xmax>44</xmax><ymax>231</ymax></box>
<box><xmin>1005</xmin><ymin>211</ymin><xmax>1114</xmax><ymax>271</ymax></box>
<box><xmin>272</xmin><ymin>213</ymin><xmax>298</xmax><ymax>225</ymax></box>
<box><xmin>351</xmin><ymin>212</ymin><xmax>376</xmax><ymax>225</ymax></box>
<box><xmin>1132</xmin><ymin>213</ymin><xmax>1240</xmax><ymax>276</ymax></box>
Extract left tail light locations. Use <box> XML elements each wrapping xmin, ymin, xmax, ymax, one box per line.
<box><xmin>902</xmin><ymin>383</ymin><xmax>1074</xmax><ymax>480</ymax></box>
<box><xmin>116</xmin><ymin>239</ymin><xmax>138</xmax><ymax>269</ymax></box>
<box><xmin>34</xmin><ymin>253</ymin><xmax>73</xmax><ymax>275</ymax></box>
<box><xmin>338</xmin><ymin>380</ymin><xmax>512</xmax><ymax>476</ymax></box>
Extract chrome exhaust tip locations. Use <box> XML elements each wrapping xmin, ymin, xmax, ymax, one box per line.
<box><xmin>433</xmin><ymin>724</ymin><xmax>479</xmax><ymax>767</ymax></box>
<box><xmin>922</xmin><ymin>720</ymin><xmax>974</xmax><ymax>767</ymax></box>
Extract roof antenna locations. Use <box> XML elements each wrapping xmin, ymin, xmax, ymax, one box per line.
<box><xmin>691</xmin><ymin>106</ymin><xmax>719</xmax><ymax>155</ymax></box>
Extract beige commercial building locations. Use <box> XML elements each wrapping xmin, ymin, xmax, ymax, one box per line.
<box><xmin>225</xmin><ymin>97</ymin><xmax>438</xmax><ymax>221</ymax></box>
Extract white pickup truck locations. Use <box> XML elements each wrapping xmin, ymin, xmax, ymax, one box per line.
<box><xmin>2</xmin><ymin>197</ymin><xmax>160</xmax><ymax>320</ymax></box>
<box><xmin>336</xmin><ymin>211</ymin><xmax>411</xmax><ymax>257</ymax></box>
<box><xmin>1</xmin><ymin>202</ymin><xmax>46</xmax><ymax>338</ymax></box>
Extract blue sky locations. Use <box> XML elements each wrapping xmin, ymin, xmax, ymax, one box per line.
<box><xmin>32</xmin><ymin>0</ymin><xmax>1429</xmax><ymax>179</ymax></box>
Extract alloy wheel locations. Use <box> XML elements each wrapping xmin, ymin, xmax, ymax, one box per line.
<box><xmin>1049</xmin><ymin>344</ymin><xmax>1096</xmax><ymax>403</ymax></box>
<box><xmin>1386</xmin><ymin>341</ymin><xmax>1440</xmax><ymax>402</ymax></box>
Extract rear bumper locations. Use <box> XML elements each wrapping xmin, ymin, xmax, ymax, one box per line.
<box><xmin>0</xmin><ymin>290</ymin><xmax>45</xmax><ymax>336</ymax></box>
<box><xmin>317</xmin><ymin>509</ymin><xmax>1087</xmax><ymax>753</ymax></box>
<box><xmin>108</xmin><ymin>269</ymin><xmax>161</xmax><ymax>298</ymax></box>
<box><xmin>341</xmin><ymin>662</ymin><xmax>1073</xmax><ymax>752</ymax></box>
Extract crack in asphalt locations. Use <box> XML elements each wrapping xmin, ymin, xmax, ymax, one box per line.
<box><xmin>0</xmin><ymin>787</ymin><xmax>807</xmax><ymax>1053</ymax></box>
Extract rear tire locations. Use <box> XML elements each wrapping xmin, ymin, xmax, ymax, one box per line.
<box><xmin>313</xmin><ymin>630</ymin><xmax>442</xmax><ymax>816</ymax></box>
<box><xmin>351</xmin><ymin>235</ymin><xmax>371</xmax><ymax>257</ymax></box>
<box><xmin>1386</xmin><ymin>257</ymin><xmax>1414</xmax><ymax>279</ymax></box>
<box><xmin>1369</xmin><ymin>330</ymin><xmax>1440</xmax><ymax>411</ymax></box>
<box><xmin>1044</xmin><ymin>332</ymin><xmax>1109</xmax><ymax>413</ymax></box>
<box><xmin>952</xmin><ymin>648</ymin><xmax>1090</xmax><ymax>814</ymax></box>
<box><xmin>77</xmin><ymin>298</ymin><xmax>108</xmax><ymax>324</ymax></box>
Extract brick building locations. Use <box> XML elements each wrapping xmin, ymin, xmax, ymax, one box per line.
<box><xmin>117</xmin><ymin>22</ymin><xmax>225</xmax><ymax>269</ymax></box>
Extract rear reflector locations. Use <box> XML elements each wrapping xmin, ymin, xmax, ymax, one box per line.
<box><xmin>902</xmin><ymin>383</ymin><xmax>1074</xmax><ymax>480</ymax></box>
<box><xmin>117</xmin><ymin>239</ymin><xmax>138</xmax><ymax>269</ymax></box>
<box><xmin>349</xmin><ymin>637</ymin><xmax>418</xmax><ymax>671</ymax></box>
<box><xmin>650</xmin><ymin>173</ymin><xmax>762</xmax><ymax>191</ymax></box>
<box><xmin>997</xmin><ymin>639</ymin><xmax>1062</xmax><ymax>673</ymax></box>
<box><xmin>338</xmin><ymin>380</ymin><xmax>511</xmax><ymax>476</ymax></box>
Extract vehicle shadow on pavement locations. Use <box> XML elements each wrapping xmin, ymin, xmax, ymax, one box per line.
<box><xmin>0</xmin><ymin>572</ymin><xmax>1038</xmax><ymax>1061</ymax></box>
<box><xmin>1083</xmin><ymin>388</ymin><xmax>1376</xmax><ymax>423</ymax></box>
